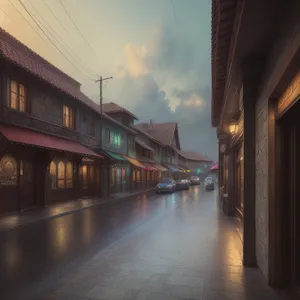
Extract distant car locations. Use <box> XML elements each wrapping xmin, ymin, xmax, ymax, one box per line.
<box><xmin>190</xmin><ymin>176</ymin><xmax>200</xmax><ymax>185</ymax></box>
<box><xmin>204</xmin><ymin>177</ymin><xmax>214</xmax><ymax>191</ymax></box>
<box><xmin>155</xmin><ymin>178</ymin><xmax>176</xmax><ymax>194</ymax></box>
<box><xmin>175</xmin><ymin>179</ymin><xmax>190</xmax><ymax>190</ymax></box>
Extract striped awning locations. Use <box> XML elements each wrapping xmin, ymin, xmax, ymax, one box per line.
<box><xmin>122</xmin><ymin>155</ymin><xmax>146</xmax><ymax>169</ymax></box>
<box><xmin>103</xmin><ymin>150</ymin><xmax>128</xmax><ymax>161</ymax></box>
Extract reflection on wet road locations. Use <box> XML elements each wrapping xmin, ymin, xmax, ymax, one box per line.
<box><xmin>0</xmin><ymin>187</ymin><xmax>199</xmax><ymax>299</ymax></box>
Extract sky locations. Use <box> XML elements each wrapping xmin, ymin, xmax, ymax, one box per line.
<box><xmin>0</xmin><ymin>0</ymin><xmax>217</xmax><ymax>160</ymax></box>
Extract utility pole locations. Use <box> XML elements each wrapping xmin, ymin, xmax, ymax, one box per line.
<box><xmin>95</xmin><ymin>76</ymin><xmax>113</xmax><ymax>150</ymax></box>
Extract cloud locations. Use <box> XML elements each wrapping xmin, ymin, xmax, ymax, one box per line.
<box><xmin>123</xmin><ymin>44</ymin><xmax>149</xmax><ymax>77</ymax></box>
<box><xmin>106</xmin><ymin>25</ymin><xmax>217</xmax><ymax>161</ymax></box>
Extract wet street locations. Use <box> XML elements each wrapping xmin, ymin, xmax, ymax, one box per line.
<box><xmin>0</xmin><ymin>186</ymin><xmax>279</xmax><ymax>300</ymax></box>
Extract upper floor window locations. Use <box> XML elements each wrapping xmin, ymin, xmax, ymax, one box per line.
<box><xmin>87</xmin><ymin>117</ymin><xmax>95</xmax><ymax>136</ymax></box>
<box><xmin>9</xmin><ymin>80</ymin><xmax>27</xmax><ymax>113</ymax></box>
<box><xmin>63</xmin><ymin>105</ymin><xmax>74</xmax><ymax>129</ymax></box>
<box><xmin>109</xmin><ymin>131</ymin><xmax>121</xmax><ymax>147</ymax></box>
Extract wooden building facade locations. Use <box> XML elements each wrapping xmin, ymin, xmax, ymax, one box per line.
<box><xmin>211</xmin><ymin>0</ymin><xmax>300</xmax><ymax>295</ymax></box>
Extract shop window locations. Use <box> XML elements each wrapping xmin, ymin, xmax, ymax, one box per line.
<box><xmin>82</xmin><ymin>165</ymin><xmax>88</xmax><ymax>189</ymax></box>
<box><xmin>57</xmin><ymin>161</ymin><xmax>65</xmax><ymax>188</ymax></box>
<box><xmin>116</xmin><ymin>167</ymin><xmax>121</xmax><ymax>185</ymax></box>
<box><xmin>136</xmin><ymin>170</ymin><xmax>140</xmax><ymax>182</ymax></box>
<box><xmin>133</xmin><ymin>169</ymin><xmax>136</xmax><ymax>182</ymax></box>
<box><xmin>141</xmin><ymin>170</ymin><xmax>145</xmax><ymax>181</ymax></box>
<box><xmin>49</xmin><ymin>160</ymin><xmax>73</xmax><ymax>189</ymax></box>
<box><xmin>66</xmin><ymin>162</ymin><xmax>73</xmax><ymax>188</ymax></box>
<box><xmin>50</xmin><ymin>161</ymin><xmax>57</xmax><ymax>189</ymax></box>
<box><xmin>9</xmin><ymin>80</ymin><xmax>27</xmax><ymax>113</ymax></box>
<box><xmin>0</xmin><ymin>155</ymin><xmax>18</xmax><ymax>186</ymax></box>
<box><xmin>122</xmin><ymin>167</ymin><xmax>126</xmax><ymax>183</ymax></box>
<box><xmin>63</xmin><ymin>104</ymin><xmax>74</xmax><ymax>129</ymax></box>
<box><xmin>111</xmin><ymin>167</ymin><xmax>116</xmax><ymax>185</ymax></box>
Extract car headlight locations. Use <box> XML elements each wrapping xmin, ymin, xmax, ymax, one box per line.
<box><xmin>167</xmin><ymin>184</ymin><xmax>172</xmax><ymax>188</ymax></box>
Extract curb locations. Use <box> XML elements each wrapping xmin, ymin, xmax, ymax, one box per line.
<box><xmin>0</xmin><ymin>188</ymin><xmax>155</xmax><ymax>233</ymax></box>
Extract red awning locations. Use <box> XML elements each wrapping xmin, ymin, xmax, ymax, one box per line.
<box><xmin>0</xmin><ymin>124</ymin><xmax>103</xmax><ymax>158</ymax></box>
<box><xmin>210</xmin><ymin>163</ymin><xmax>218</xmax><ymax>171</ymax></box>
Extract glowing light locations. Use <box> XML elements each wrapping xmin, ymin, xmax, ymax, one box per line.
<box><xmin>229</xmin><ymin>121</ymin><xmax>237</xmax><ymax>134</ymax></box>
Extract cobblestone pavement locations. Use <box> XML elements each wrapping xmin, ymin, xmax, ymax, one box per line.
<box><xmin>41</xmin><ymin>186</ymin><xmax>278</xmax><ymax>300</ymax></box>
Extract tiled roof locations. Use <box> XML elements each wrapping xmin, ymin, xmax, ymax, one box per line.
<box><xmin>103</xmin><ymin>102</ymin><xmax>138</xmax><ymax>120</ymax></box>
<box><xmin>0</xmin><ymin>27</ymin><xmax>136</xmax><ymax>135</ymax></box>
<box><xmin>130</xmin><ymin>124</ymin><xmax>164</xmax><ymax>146</ymax></box>
<box><xmin>0</xmin><ymin>124</ymin><xmax>102</xmax><ymax>158</ymax></box>
<box><xmin>178</xmin><ymin>150</ymin><xmax>212</xmax><ymax>162</ymax></box>
<box><xmin>211</xmin><ymin>0</ymin><xmax>238</xmax><ymax>127</ymax></box>
<box><xmin>135</xmin><ymin>137</ymin><xmax>154</xmax><ymax>152</ymax></box>
<box><xmin>133</xmin><ymin>122</ymin><xmax>178</xmax><ymax>147</ymax></box>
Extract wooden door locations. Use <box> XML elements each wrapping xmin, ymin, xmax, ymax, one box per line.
<box><xmin>293</xmin><ymin>115</ymin><xmax>300</xmax><ymax>288</ymax></box>
<box><xmin>20</xmin><ymin>160</ymin><xmax>35</xmax><ymax>210</ymax></box>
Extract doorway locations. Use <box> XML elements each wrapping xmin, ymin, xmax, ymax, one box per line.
<box><xmin>279</xmin><ymin>99</ymin><xmax>300</xmax><ymax>289</ymax></box>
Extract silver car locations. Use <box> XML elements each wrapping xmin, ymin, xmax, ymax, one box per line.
<box><xmin>190</xmin><ymin>176</ymin><xmax>200</xmax><ymax>185</ymax></box>
<box><xmin>204</xmin><ymin>177</ymin><xmax>215</xmax><ymax>190</ymax></box>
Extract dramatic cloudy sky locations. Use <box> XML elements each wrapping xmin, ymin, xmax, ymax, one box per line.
<box><xmin>0</xmin><ymin>0</ymin><xmax>217</xmax><ymax>160</ymax></box>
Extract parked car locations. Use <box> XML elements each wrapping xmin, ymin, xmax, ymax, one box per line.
<box><xmin>190</xmin><ymin>176</ymin><xmax>200</xmax><ymax>185</ymax></box>
<box><xmin>175</xmin><ymin>179</ymin><xmax>190</xmax><ymax>190</ymax></box>
<box><xmin>204</xmin><ymin>176</ymin><xmax>215</xmax><ymax>191</ymax></box>
<box><xmin>155</xmin><ymin>178</ymin><xmax>176</xmax><ymax>194</ymax></box>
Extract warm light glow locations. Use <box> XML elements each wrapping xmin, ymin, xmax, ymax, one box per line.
<box><xmin>229</xmin><ymin>122</ymin><xmax>237</xmax><ymax>134</ymax></box>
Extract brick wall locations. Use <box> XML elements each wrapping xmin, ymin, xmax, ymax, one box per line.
<box><xmin>255</xmin><ymin>95</ymin><xmax>269</xmax><ymax>278</ymax></box>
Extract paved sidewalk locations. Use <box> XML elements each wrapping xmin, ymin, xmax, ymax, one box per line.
<box><xmin>0</xmin><ymin>188</ymin><xmax>154</xmax><ymax>232</ymax></box>
<box><xmin>42</xmin><ymin>188</ymin><xmax>279</xmax><ymax>300</ymax></box>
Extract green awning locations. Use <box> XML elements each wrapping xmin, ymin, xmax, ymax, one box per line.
<box><xmin>104</xmin><ymin>150</ymin><xmax>128</xmax><ymax>161</ymax></box>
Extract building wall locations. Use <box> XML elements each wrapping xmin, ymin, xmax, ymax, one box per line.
<box><xmin>153</xmin><ymin>142</ymin><xmax>163</xmax><ymax>163</ymax></box>
<box><xmin>102</xmin><ymin>120</ymin><xmax>129</xmax><ymax>155</ymax></box>
<box><xmin>254</xmin><ymin>2</ymin><xmax>300</xmax><ymax>278</ymax></box>
<box><xmin>255</xmin><ymin>94</ymin><xmax>269</xmax><ymax>278</ymax></box>
<box><xmin>0</xmin><ymin>63</ymin><xmax>134</xmax><ymax>156</ymax></box>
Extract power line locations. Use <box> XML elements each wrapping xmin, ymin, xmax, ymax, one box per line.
<box><xmin>8</xmin><ymin>0</ymin><xmax>48</xmax><ymax>44</ymax></box>
<box><xmin>26</xmin><ymin>0</ymin><xmax>97</xmax><ymax>77</ymax></box>
<box><xmin>0</xmin><ymin>7</ymin><xmax>15</xmax><ymax>23</ymax></box>
<box><xmin>41</xmin><ymin>0</ymin><xmax>98</xmax><ymax>75</ymax></box>
<box><xmin>58</xmin><ymin>0</ymin><xmax>98</xmax><ymax>57</ymax></box>
<box><xmin>43</xmin><ymin>0</ymin><xmax>75</xmax><ymax>42</ymax></box>
<box><xmin>171</xmin><ymin>0</ymin><xmax>180</xmax><ymax>32</ymax></box>
<box><xmin>17</xmin><ymin>0</ymin><xmax>94</xmax><ymax>81</ymax></box>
